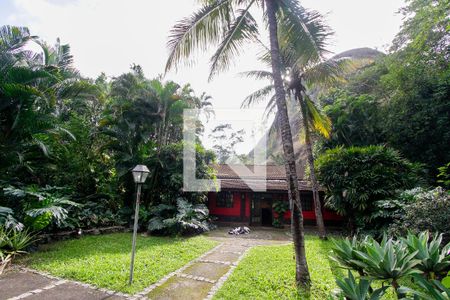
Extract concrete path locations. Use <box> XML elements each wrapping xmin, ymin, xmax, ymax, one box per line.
<box><xmin>0</xmin><ymin>269</ymin><xmax>129</xmax><ymax>300</ymax></box>
<box><xmin>0</xmin><ymin>227</ymin><xmax>292</xmax><ymax>300</ymax></box>
<box><xmin>144</xmin><ymin>229</ymin><xmax>290</xmax><ymax>300</ymax></box>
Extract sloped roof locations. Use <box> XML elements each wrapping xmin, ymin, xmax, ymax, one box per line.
<box><xmin>212</xmin><ymin>164</ymin><xmax>287</xmax><ymax>180</ymax></box>
<box><xmin>211</xmin><ymin>164</ymin><xmax>319</xmax><ymax>192</ymax></box>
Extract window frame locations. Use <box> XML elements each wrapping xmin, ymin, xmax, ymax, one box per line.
<box><xmin>216</xmin><ymin>191</ymin><xmax>234</xmax><ymax>208</ymax></box>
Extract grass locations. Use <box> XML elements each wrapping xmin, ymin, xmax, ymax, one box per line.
<box><xmin>213</xmin><ymin>235</ymin><xmax>400</xmax><ymax>300</ymax></box>
<box><xmin>23</xmin><ymin>233</ymin><xmax>218</xmax><ymax>294</ymax></box>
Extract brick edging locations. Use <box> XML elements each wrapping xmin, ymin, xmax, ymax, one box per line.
<box><xmin>19</xmin><ymin>267</ymin><xmax>135</xmax><ymax>299</ymax></box>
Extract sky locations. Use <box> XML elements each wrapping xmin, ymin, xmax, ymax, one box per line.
<box><xmin>0</xmin><ymin>0</ymin><xmax>406</xmax><ymax>154</ymax></box>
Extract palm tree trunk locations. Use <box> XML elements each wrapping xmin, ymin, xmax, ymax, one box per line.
<box><xmin>297</xmin><ymin>92</ymin><xmax>327</xmax><ymax>239</ymax></box>
<box><xmin>265</xmin><ymin>0</ymin><xmax>310</xmax><ymax>287</ymax></box>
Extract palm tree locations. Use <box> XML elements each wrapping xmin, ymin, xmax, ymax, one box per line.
<box><xmin>242</xmin><ymin>39</ymin><xmax>351</xmax><ymax>239</ymax></box>
<box><xmin>165</xmin><ymin>0</ymin><xmax>329</xmax><ymax>287</ymax></box>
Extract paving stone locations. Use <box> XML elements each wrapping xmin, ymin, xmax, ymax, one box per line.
<box><xmin>147</xmin><ymin>276</ymin><xmax>213</xmax><ymax>300</ymax></box>
<box><xmin>182</xmin><ymin>262</ymin><xmax>230</xmax><ymax>281</ymax></box>
<box><xmin>216</xmin><ymin>244</ymin><xmax>248</xmax><ymax>253</ymax></box>
<box><xmin>26</xmin><ymin>282</ymin><xmax>125</xmax><ymax>300</ymax></box>
<box><xmin>0</xmin><ymin>270</ymin><xmax>55</xmax><ymax>299</ymax></box>
<box><xmin>202</xmin><ymin>251</ymin><xmax>241</xmax><ymax>263</ymax></box>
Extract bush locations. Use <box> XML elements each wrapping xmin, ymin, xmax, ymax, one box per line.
<box><xmin>148</xmin><ymin>198</ymin><xmax>214</xmax><ymax>235</ymax></box>
<box><xmin>0</xmin><ymin>226</ymin><xmax>36</xmax><ymax>274</ymax></box>
<box><xmin>316</xmin><ymin>145</ymin><xmax>422</xmax><ymax>233</ymax></box>
<box><xmin>389</xmin><ymin>187</ymin><xmax>450</xmax><ymax>243</ymax></box>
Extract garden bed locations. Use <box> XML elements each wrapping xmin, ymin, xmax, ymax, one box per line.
<box><xmin>213</xmin><ymin>235</ymin><xmax>401</xmax><ymax>299</ymax></box>
<box><xmin>21</xmin><ymin>233</ymin><xmax>218</xmax><ymax>294</ymax></box>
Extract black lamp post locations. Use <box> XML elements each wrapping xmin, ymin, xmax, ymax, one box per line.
<box><xmin>129</xmin><ymin>164</ymin><xmax>150</xmax><ymax>285</ymax></box>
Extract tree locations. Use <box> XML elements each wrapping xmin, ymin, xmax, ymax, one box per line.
<box><xmin>209</xmin><ymin>123</ymin><xmax>245</xmax><ymax>163</ymax></box>
<box><xmin>242</xmin><ymin>31</ymin><xmax>351</xmax><ymax>239</ymax></box>
<box><xmin>315</xmin><ymin>145</ymin><xmax>422</xmax><ymax>234</ymax></box>
<box><xmin>165</xmin><ymin>0</ymin><xmax>330</xmax><ymax>286</ymax></box>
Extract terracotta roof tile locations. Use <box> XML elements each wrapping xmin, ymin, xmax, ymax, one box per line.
<box><xmin>210</xmin><ymin>164</ymin><xmax>322</xmax><ymax>192</ymax></box>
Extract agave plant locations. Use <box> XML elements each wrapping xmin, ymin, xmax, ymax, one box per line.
<box><xmin>398</xmin><ymin>274</ymin><xmax>450</xmax><ymax>300</ymax></box>
<box><xmin>354</xmin><ymin>236</ymin><xmax>422</xmax><ymax>295</ymax></box>
<box><xmin>402</xmin><ymin>231</ymin><xmax>450</xmax><ymax>279</ymax></box>
<box><xmin>330</xmin><ymin>237</ymin><xmax>369</xmax><ymax>276</ymax></box>
<box><xmin>335</xmin><ymin>271</ymin><xmax>389</xmax><ymax>300</ymax></box>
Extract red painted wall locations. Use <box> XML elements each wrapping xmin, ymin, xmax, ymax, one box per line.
<box><xmin>208</xmin><ymin>192</ymin><xmax>241</xmax><ymax>216</ymax></box>
<box><xmin>208</xmin><ymin>191</ymin><xmax>343</xmax><ymax>222</ymax></box>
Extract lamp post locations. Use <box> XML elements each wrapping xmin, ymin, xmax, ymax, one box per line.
<box><xmin>129</xmin><ymin>164</ymin><xmax>150</xmax><ymax>285</ymax></box>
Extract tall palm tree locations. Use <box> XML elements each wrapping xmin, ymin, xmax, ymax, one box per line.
<box><xmin>165</xmin><ymin>0</ymin><xmax>329</xmax><ymax>286</ymax></box>
<box><xmin>242</xmin><ymin>40</ymin><xmax>351</xmax><ymax>239</ymax></box>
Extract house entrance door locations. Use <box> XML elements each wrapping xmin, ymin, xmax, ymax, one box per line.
<box><xmin>251</xmin><ymin>193</ymin><xmax>273</xmax><ymax>226</ymax></box>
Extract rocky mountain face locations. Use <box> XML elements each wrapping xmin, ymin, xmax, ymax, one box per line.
<box><xmin>250</xmin><ymin>48</ymin><xmax>384</xmax><ymax>177</ymax></box>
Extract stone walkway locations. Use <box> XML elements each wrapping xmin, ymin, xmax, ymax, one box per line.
<box><xmin>0</xmin><ymin>228</ymin><xmax>291</xmax><ymax>300</ymax></box>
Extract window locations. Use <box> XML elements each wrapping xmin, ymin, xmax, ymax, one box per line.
<box><xmin>301</xmin><ymin>197</ymin><xmax>313</xmax><ymax>211</ymax></box>
<box><xmin>217</xmin><ymin>192</ymin><xmax>233</xmax><ymax>208</ymax></box>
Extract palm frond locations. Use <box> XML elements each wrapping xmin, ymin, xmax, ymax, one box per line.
<box><xmin>208</xmin><ymin>0</ymin><xmax>258</xmax><ymax>80</ymax></box>
<box><xmin>241</xmin><ymin>84</ymin><xmax>274</xmax><ymax>108</ymax></box>
<box><xmin>304</xmin><ymin>94</ymin><xmax>331</xmax><ymax>139</ymax></box>
<box><xmin>277</xmin><ymin>0</ymin><xmax>332</xmax><ymax>66</ymax></box>
<box><xmin>239</xmin><ymin>70</ymin><xmax>273</xmax><ymax>81</ymax></box>
<box><xmin>166</xmin><ymin>0</ymin><xmax>234</xmax><ymax>72</ymax></box>
<box><xmin>302</xmin><ymin>57</ymin><xmax>354</xmax><ymax>89</ymax></box>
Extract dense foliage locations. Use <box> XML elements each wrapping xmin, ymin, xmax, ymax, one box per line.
<box><xmin>319</xmin><ymin>0</ymin><xmax>450</xmax><ymax>181</ymax></box>
<box><xmin>389</xmin><ymin>187</ymin><xmax>450</xmax><ymax>243</ymax></box>
<box><xmin>330</xmin><ymin>232</ymin><xmax>450</xmax><ymax>299</ymax></box>
<box><xmin>315</xmin><ymin>145</ymin><xmax>421</xmax><ymax>233</ymax></box>
<box><xmin>0</xmin><ymin>25</ymin><xmax>215</xmax><ymax>238</ymax></box>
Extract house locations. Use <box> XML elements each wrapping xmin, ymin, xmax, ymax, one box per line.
<box><xmin>207</xmin><ymin>164</ymin><xmax>342</xmax><ymax>226</ymax></box>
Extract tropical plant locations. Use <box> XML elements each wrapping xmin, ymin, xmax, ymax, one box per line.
<box><xmin>242</xmin><ymin>40</ymin><xmax>352</xmax><ymax>239</ymax></box>
<box><xmin>316</xmin><ymin>145</ymin><xmax>422</xmax><ymax>234</ymax></box>
<box><xmin>166</xmin><ymin>0</ymin><xmax>335</xmax><ymax>285</ymax></box>
<box><xmin>354</xmin><ymin>236</ymin><xmax>421</xmax><ymax>297</ymax></box>
<box><xmin>399</xmin><ymin>274</ymin><xmax>450</xmax><ymax>300</ymax></box>
<box><xmin>402</xmin><ymin>232</ymin><xmax>450</xmax><ymax>280</ymax></box>
<box><xmin>437</xmin><ymin>163</ymin><xmax>450</xmax><ymax>189</ymax></box>
<box><xmin>389</xmin><ymin>187</ymin><xmax>450</xmax><ymax>243</ymax></box>
<box><xmin>0</xmin><ymin>226</ymin><xmax>36</xmax><ymax>274</ymax></box>
<box><xmin>148</xmin><ymin>198</ymin><xmax>213</xmax><ymax>235</ymax></box>
<box><xmin>330</xmin><ymin>236</ymin><xmax>368</xmax><ymax>277</ymax></box>
<box><xmin>0</xmin><ymin>206</ymin><xmax>23</xmax><ymax>230</ymax></box>
<box><xmin>3</xmin><ymin>185</ymin><xmax>79</xmax><ymax>231</ymax></box>
<box><xmin>272</xmin><ymin>200</ymin><xmax>288</xmax><ymax>228</ymax></box>
<box><xmin>335</xmin><ymin>271</ymin><xmax>388</xmax><ymax>300</ymax></box>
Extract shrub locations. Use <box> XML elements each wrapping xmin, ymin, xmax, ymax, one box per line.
<box><xmin>315</xmin><ymin>145</ymin><xmax>422</xmax><ymax>233</ymax></box>
<box><xmin>272</xmin><ymin>200</ymin><xmax>288</xmax><ymax>228</ymax></box>
<box><xmin>3</xmin><ymin>185</ymin><xmax>80</xmax><ymax>231</ymax></box>
<box><xmin>0</xmin><ymin>226</ymin><xmax>36</xmax><ymax>274</ymax></box>
<box><xmin>148</xmin><ymin>198</ymin><xmax>213</xmax><ymax>235</ymax></box>
<box><xmin>389</xmin><ymin>187</ymin><xmax>450</xmax><ymax>243</ymax></box>
<box><xmin>437</xmin><ymin>162</ymin><xmax>450</xmax><ymax>189</ymax></box>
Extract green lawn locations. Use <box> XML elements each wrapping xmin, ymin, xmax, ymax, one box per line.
<box><xmin>213</xmin><ymin>236</ymin><xmax>399</xmax><ymax>300</ymax></box>
<box><xmin>24</xmin><ymin>233</ymin><xmax>218</xmax><ymax>294</ymax></box>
